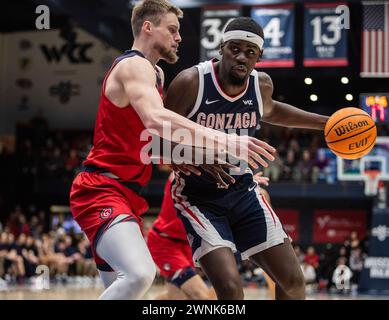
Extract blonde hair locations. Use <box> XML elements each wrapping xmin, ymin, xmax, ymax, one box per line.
<box><xmin>131</xmin><ymin>0</ymin><xmax>183</xmax><ymax>37</ymax></box>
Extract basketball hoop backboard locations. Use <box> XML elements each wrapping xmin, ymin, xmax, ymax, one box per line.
<box><xmin>337</xmin><ymin>137</ymin><xmax>389</xmax><ymax>196</ymax></box>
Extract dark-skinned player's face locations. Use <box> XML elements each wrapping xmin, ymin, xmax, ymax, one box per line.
<box><xmin>220</xmin><ymin>40</ymin><xmax>262</xmax><ymax>86</ymax></box>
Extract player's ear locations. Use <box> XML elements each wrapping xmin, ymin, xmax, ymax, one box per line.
<box><xmin>219</xmin><ymin>42</ymin><xmax>225</xmax><ymax>55</ymax></box>
<box><xmin>143</xmin><ymin>20</ymin><xmax>153</xmax><ymax>35</ymax></box>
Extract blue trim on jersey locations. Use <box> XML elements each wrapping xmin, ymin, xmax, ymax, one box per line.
<box><xmin>167</xmin><ymin>266</ymin><xmax>196</xmax><ymax>288</ymax></box>
<box><xmin>114</xmin><ymin>50</ymin><xmax>162</xmax><ymax>87</ymax></box>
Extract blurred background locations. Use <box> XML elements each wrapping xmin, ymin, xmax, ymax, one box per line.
<box><xmin>0</xmin><ymin>0</ymin><xmax>388</xmax><ymax>298</ymax></box>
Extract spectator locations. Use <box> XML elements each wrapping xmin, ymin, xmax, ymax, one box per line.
<box><xmin>3</xmin><ymin>233</ymin><xmax>25</xmax><ymax>283</ymax></box>
<box><xmin>21</xmin><ymin>236</ymin><xmax>39</xmax><ymax>278</ymax></box>
<box><xmin>312</xmin><ymin>149</ymin><xmax>329</xmax><ymax>183</ymax></box>
<box><xmin>301</xmin><ymin>260</ymin><xmax>317</xmax><ymax>284</ymax></box>
<box><xmin>349</xmin><ymin>247</ymin><xmax>364</xmax><ymax>287</ymax></box>
<box><xmin>304</xmin><ymin>246</ymin><xmax>319</xmax><ymax>270</ymax></box>
<box><xmin>295</xmin><ymin>149</ymin><xmax>314</xmax><ymax>182</ymax></box>
<box><xmin>331</xmin><ymin>257</ymin><xmax>353</xmax><ymax>293</ymax></box>
<box><xmin>18</xmin><ymin>214</ymin><xmax>30</xmax><ymax>236</ymax></box>
<box><xmin>281</xmin><ymin>149</ymin><xmax>297</xmax><ymax>181</ymax></box>
<box><xmin>337</xmin><ymin>246</ymin><xmax>349</xmax><ymax>265</ymax></box>
<box><xmin>293</xmin><ymin>245</ymin><xmax>305</xmax><ymax>263</ymax></box>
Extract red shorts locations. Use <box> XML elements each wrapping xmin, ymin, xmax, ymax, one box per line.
<box><xmin>70</xmin><ymin>172</ymin><xmax>149</xmax><ymax>270</ymax></box>
<box><xmin>147</xmin><ymin>229</ymin><xmax>194</xmax><ymax>279</ymax></box>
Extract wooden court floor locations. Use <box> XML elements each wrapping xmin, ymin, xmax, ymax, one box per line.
<box><xmin>0</xmin><ymin>282</ymin><xmax>387</xmax><ymax>300</ymax></box>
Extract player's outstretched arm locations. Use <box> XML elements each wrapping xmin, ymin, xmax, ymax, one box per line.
<box><xmin>117</xmin><ymin>58</ymin><xmax>276</xmax><ymax>168</ymax></box>
<box><xmin>259</xmin><ymin>72</ymin><xmax>329</xmax><ymax>130</ymax></box>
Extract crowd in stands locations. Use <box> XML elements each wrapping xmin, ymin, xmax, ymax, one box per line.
<box><xmin>0</xmin><ymin>205</ymin><xmax>97</xmax><ymax>289</ymax></box>
<box><xmin>0</xmin><ymin>203</ymin><xmax>369</xmax><ymax>295</ymax></box>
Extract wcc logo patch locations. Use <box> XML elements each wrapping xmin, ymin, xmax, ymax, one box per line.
<box><xmin>100</xmin><ymin>208</ymin><xmax>113</xmax><ymax>220</ymax></box>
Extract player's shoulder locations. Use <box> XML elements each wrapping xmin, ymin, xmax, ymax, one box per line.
<box><xmin>165</xmin><ymin>66</ymin><xmax>199</xmax><ymax>115</ymax></box>
<box><xmin>257</xmin><ymin>71</ymin><xmax>274</xmax><ymax>95</ymax></box>
<box><xmin>169</xmin><ymin>66</ymin><xmax>199</xmax><ymax>93</ymax></box>
<box><xmin>175</xmin><ymin>66</ymin><xmax>199</xmax><ymax>83</ymax></box>
<box><xmin>115</xmin><ymin>55</ymin><xmax>156</xmax><ymax>81</ymax></box>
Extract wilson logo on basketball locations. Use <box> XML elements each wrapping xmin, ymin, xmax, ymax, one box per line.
<box><xmin>334</xmin><ymin>120</ymin><xmax>369</xmax><ymax>136</ymax></box>
<box><xmin>100</xmin><ymin>208</ymin><xmax>113</xmax><ymax>220</ymax></box>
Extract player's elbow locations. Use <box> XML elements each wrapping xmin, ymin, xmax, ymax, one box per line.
<box><xmin>143</xmin><ymin>111</ymin><xmax>165</xmax><ymax>132</ymax></box>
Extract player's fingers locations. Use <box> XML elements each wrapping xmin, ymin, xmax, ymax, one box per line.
<box><xmin>249</xmin><ymin>142</ymin><xmax>275</xmax><ymax>162</ymax></box>
<box><xmin>183</xmin><ymin>164</ymin><xmax>201</xmax><ymax>176</ymax></box>
<box><xmin>215</xmin><ymin>172</ymin><xmax>229</xmax><ymax>188</ymax></box>
<box><xmin>248</xmin><ymin>157</ymin><xmax>259</xmax><ymax>169</ymax></box>
<box><xmin>250</xmin><ymin>137</ymin><xmax>276</xmax><ymax>155</ymax></box>
<box><xmin>256</xmin><ymin>177</ymin><xmax>269</xmax><ymax>186</ymax></box>
<box><xmin>248</xmin><ymin>151</ymin><xmax>266</xmax><ymax>168</ymax></box>
<box><xmin>202</xmin><ymin>166</ymin><xmax>229</xmax><ymax>187</ymax></box>
<box><xmin>217</xmin><ymin>167</ymin><xmax>235</xmax><ymax>184</ymax></box>
<box><xmin>177</xmin><ymin>167</ymin><xmax>191</xmax><ymax>176</ymax></box>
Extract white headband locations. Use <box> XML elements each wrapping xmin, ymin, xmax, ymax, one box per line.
<box><xmin>222</xmin><ymin>30</ymin><xmax>264</xmax><ymax>50</ymax></box>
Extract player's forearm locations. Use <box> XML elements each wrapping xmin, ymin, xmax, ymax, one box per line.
<box><xmin>146</xmin><ymin>108</ymin><xmax>229</xmax><ymax>149</ymax></box>
<box><xmin>153</xmin><ymin>136</ymin><xmax>214</xmax><ymax>164</ymax></box>
<box><xmin>263</xmin><ymin>101</ymin><xmax>329</xmax><ymax>130</ymax></box>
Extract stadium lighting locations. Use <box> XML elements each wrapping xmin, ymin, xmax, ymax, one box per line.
<box><xmin>341</xmin><ymin>77</ymin><xmax>349</xmax><ymax>84</ymax></box>
<box><xmin>304</xmin><ymin>77</ymin><xmax>313</xmax><ymax>85</ymax></box>
<box><xmin>310</xmin><ymin>94</ymin><xmax>318</xmax><ymax>102</ymax></box>
<box><xmin>345</xmin><ymin>94</ymin><xmax>353</xmax><ymax>101</ymax></box>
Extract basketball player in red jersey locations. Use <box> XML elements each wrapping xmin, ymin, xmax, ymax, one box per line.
<box><xmin>70</xmin><ymin>1</ymin><xmax>276</xmax><ymax>300</ymax></box>
<box><xmin>147</xmin><ymin>170</ymin><xmax>216</xmax><ymax>300</ymax></box>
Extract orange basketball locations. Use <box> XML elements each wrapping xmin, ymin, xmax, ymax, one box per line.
<box><xmin>324</xmin><ymin>107</ymin><xmax>377</xmax><ymax>160</ymax></box>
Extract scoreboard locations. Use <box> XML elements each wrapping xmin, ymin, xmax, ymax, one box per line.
<box><xmin>360</xmin><ymin>93</ymin><xmax>389</xmax><ymax>124</ymax></box>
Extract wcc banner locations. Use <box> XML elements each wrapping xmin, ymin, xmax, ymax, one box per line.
<box><xmin>303</xmin><ymin>3</ymin><xmax>349</xmax><ymax>67</ymax></box>
<box><xmin>0</xmin><ymin>28</ymin><xmax>120</xmax><ymax>134</ymax></box>
<box><xmin>251</xmin><ymin>4</ymin><xmax>295</xmax><ymax>68</ymax></box>
<box><xmin>361</xmin><ymin>1</ymin><xmax>389</xmax><ymax>78</ymax></box>
<box><xmin>200</xmin><ymin>5</ymin><xmax>242</xmax><ymax>61</ymax></box>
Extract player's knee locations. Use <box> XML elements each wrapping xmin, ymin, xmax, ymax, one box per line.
<box><xmin>186</xmin><ymin>287</ymin><xmax>211</xmax><ymax>300</ymax></box>
<box><xmin>216</xmin><ymin>279</ymin><xmax>244</xmax><ymax>300</ymax></box>
<box><xmin>133</xmin><ymin>263</ymin><xmax>156</xmax><ymax>290</ymax></box>
<box><xmin>283</xmin><ymin>271</ymin><xmax>306</xmax><ymax>299</ymax></box>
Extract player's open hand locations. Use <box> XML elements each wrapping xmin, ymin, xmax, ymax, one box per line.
<box><xmin>227</xmin><ymin>135</ymin><xmax>276</xmax><ymax>170</ymax></box>
<box><xmin>253</xmin><ymin>171</ymin><xmax>269</xmax><ymax>186</ymax></box>
<box><xmin>168</xmin><ymin>163</ymin><xmax>201</xmax><ymax>176</ymax></box>
<box><xmin>201</xmin><ymin>164</ymin><xmax>236</xmax><ymax>189</ymax></box>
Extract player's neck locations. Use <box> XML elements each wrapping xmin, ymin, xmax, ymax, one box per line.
<box><xmin>132</xmin><ymin>40</ymin><xmax>159</xmax><ymax>66</ymax></box>
<box><xmin>214</xmin><ymin>62</ymin><xmax>247</xmax><ymax>96</ymax></box>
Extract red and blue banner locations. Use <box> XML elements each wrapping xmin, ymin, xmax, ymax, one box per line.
<box><xmin>200</xmin><ymin>5</ymin><xmax>242</xmax><ymax>61</ymax></box>
<box><xmin>251</xmin><ymin>4</ymin><xmax>295</xmax><ymax>68</ymax></box>
<box><xmin>304</xmin><ymin>2</ymin><xmax>349</xmax><ymax>67</ymax></box>
<box><xmin>313</xmin><ymin>209</ymin><xmax>367</xmax><ymax>243</ymax></box>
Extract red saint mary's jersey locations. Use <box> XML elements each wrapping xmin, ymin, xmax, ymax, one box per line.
<box><xmin>153</xmin><ymin>177</ymin><xmax>188</xmax><ymax>241</ymax></box>
<box><xmin>84</xmin><ymin>50</ymin><xmax>163</xmax><ymax>186</ymax></box>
